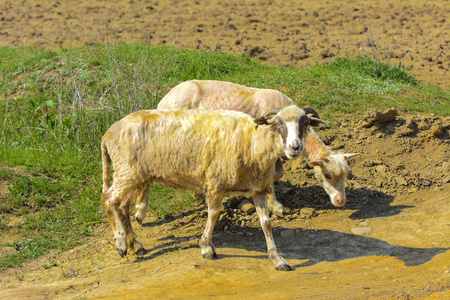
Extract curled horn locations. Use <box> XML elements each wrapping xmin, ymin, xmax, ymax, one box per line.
<box><xmin>302</xmin><ymin>107</ymin><xmax>326</xmax><ymax>128</ymax></box>
<box><xmin>302</xmin><ymin>107</ymin><xmax>320</xmax><ymax>119</ymax></box>
<box><xmin>254</xmin><ymin>108</ymin><xmax>281</xmax><ymax>125</ymax></box>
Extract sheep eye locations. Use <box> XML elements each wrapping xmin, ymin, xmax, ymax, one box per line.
<box><xmin>324</xmin><ymin>172</ymin><xmax>332</xmax><ymax>180</ymax></box>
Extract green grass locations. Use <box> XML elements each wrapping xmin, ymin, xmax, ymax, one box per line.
<box><xmin>0</xmin><ymin>43</ymin><xmax>449</xmax><ymax>269</ymax></box>
<box><xmin>147</xmin><ymin>184</ymin><xmax>197</xmax><ymax>219</ymax></box>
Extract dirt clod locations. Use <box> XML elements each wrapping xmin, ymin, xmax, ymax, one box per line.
<box><xmin>361</xmin><ymin>108</ymin><xmax>398</xmax><ymax>128</ymax></box>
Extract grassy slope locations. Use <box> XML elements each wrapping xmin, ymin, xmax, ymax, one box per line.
<box><xmin>0</xmin><ymin>44</ymin><xmax>448</xmax><ymax>268</ymax></box>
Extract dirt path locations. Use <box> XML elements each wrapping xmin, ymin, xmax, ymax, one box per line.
<box><xmin>1</xmin><ymin>188</ymin><xmax>449</xmax><ymax>299</ymax></box>
<box><xmin>0</xmin><ymin>1</ymin><xmax>449</xmax><ymax>299</ymax></box>
<box><xmin>0</xmin><ymin>0</ymin><xmax>449</xmax><ymax>89</ymax></box>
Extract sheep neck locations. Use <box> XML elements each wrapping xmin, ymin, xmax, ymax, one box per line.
<box><xmin>250</xmin><ymin>126</ymin><xmax>284</xmax><ymax>168</ymax></box>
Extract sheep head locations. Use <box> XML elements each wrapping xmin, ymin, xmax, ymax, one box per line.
<box><xmin>308</xmin><ymin>153</ymin><xmax>360</xmax><ymax>207</ymax></box>
<box><xmin>254</xmin><ymin>105</ymin><xmax>325</xmax><ymax>160</ymax></box>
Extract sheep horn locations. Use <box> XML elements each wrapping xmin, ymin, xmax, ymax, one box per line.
<box><xmin>302</xmin><ymin>107</ymin><xmax>320</xmax><ymax>119</ymax></box>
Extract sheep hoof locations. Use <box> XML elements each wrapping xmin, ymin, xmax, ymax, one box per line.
<box><xmin>116</xmin><ymin>248</ymin><xmax>127</xmax><ymax>258</ymax></box>
<box><xmin>272</xmin><ymin>206</ymin><xmax>285</xmax><ymax>218</ymax></box>
<box><xmin>274</xmin><ymin>210</ymin><xmax>285</xmax><ymax>218</ymax></box>
<box><xmin>135</xmin><ymin>216</ymin><xmax>143</xmax><ymax>226</ymax></box>
<box><xmin>203</xmin><ymin>252</ymin><xmax>218</xmax><ymax>260</ymax></box>
<box><xmin>135</xmin><ymin>247</ymin><xmax>147</xmax><ymax>256</ymax></box>
<box><xmin>276</xmin><ymin>263</ymin><xmax>293</xmax><ymax>271</ymax></box>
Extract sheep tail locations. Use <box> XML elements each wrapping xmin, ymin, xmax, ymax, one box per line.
<box><xmin>101</xmin><ymin>141</ymin><xmax>112</xmax><ymax>193</ymax></box>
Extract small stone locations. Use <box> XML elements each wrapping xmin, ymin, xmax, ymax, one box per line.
<box><xmin>418</xmin><ymin>118</ymin><xmax>431</xmax><ymax>130</ymax></box>
<box><xmin>442</xmin><ymin>117</ymin><xmax>450</xmax><ymax>129</ymax></box>
<box><xmin>351</xmin><ymin>227</ymin><xmax>372</xmax><ymax>235</ymax></box>
<box><xmin>214</xmin><ymin>215</ymin><xmax>228</xmax><ymax>231</ymax></box>
<box><xmin>359</xmin><ymin>222</ymin><xmax>369</xmax><ymax>226</ymax></box>
<box><xmin>431</xmin><ymin>125</ymin><xmax>444</xmax><ymax>136</ymax></box>
<box><xmin>442</xmin><ymin>162</ymin><xmax>450</xmax><ymax>173</ymax></box>
<box><xmin>227</xmin><ymin>197</ymin><xmax>241</xmax><ymax>209</ymax></box>
<box><xmin>300</xmin><ymin>207</ymin><xmax>317</xmax><ymax>219</ymax></box>
<box><xmin>375</xmin><ymin>179</ymin><xmax>383</xmax><ymax>187</ymax></box>
<box><xmin>408</xmin><ymin>187</ymin><xmax>418</xmax><ymax>193</ymax></box>
<box><xmin>396</xmin><ymin>127</ymin><xmax>414</xmax><ymax>136</ymax></box>
<box><xmin>280</xmin><ymin>229</ymin><xmax>295</xmax><ymax>237</ymax></box>
<box><xmin>393</xmin><ymin>176</ymin><xmax>408</xmax><ymax>186</ymax></box>
<box><xmin>393</xmin><ymin>162</ymin><xmax>404</xmax><ymax>170</ymax></box>
<box><xmin>238</xmin><ymin>200</ymin><xmax>255</xmax><ymax>215</ymax></box>
<box><xmin>376</xmin><ymin>165</ymin><xmax>388</xmax><ymax>174</ymax></box>
<box><xmin>443</xmin><ymin>174</ymin><xmax>450</xmax><ymax>184</ymax></box>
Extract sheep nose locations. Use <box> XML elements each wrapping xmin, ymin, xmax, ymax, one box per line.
<box><xmin>289</xmin><ymin>140</ymin><xmax>301</xmax><ymax>151</ymax></box>
<box><xmin>333</xmin><ymin>193</ymin><xmax>346</xmax><ymax>207</ymax></box>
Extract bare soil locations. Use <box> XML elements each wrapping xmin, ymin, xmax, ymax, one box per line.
<box><xmin>0</xmin><ymin>0</ymin><xmax>449</xmax><ymax>89</ymax></box>
<box><xmin>0</xmin><ymin>1</ymin><xmax>449</xmax><ymax>299</ymax></box>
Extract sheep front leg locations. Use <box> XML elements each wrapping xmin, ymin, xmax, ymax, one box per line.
<box><xmin>254</xmin><ymin>191</ymin><xmax>292</xmax><ymax>271</ymax></box>
<box><xmin>200</xmin><ymin>190</ymin><xmax>224</xmax><ymax>260</ymax></box>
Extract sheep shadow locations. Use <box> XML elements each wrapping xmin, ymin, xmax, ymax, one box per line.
<box><xmin>282</xmin><ymin>228</ymin><xmax>449</xmax><ymax>268</ymax></box>
<box><xmin>208</xmin><ymin>228</ymin><xmax>448</xmax><ymax>269</ymax></box>
<box><xmin>274</xmin><ymin>181</ymin><xmax>414</xmax><ymax>220</ymax></box>
<box><xmin>140</xmin><ymin>207</ymin><xmax>205</xmax><ymax>228</ymax></box>
<box><xmin>133</xmin><ymin>226</ymin><xmax>448</xmax><ymax>269</ymax></box>
<box><xmin>133</xmin><ymin>182</ymin><xmax>422</xmax><ymax>267</ymax></box>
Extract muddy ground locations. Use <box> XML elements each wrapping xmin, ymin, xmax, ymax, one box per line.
<box><xmin>0</xmin><ymin>0</ymin><xmax>449</xmax><ymax>299</ymax></box>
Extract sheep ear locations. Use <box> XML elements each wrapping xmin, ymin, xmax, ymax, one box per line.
<box><xmin>254</xmin><ymin>109</ymin><xmax>280</xmax><ymax>125</ymax></box>
<box><xmin>308</xmin><ymin>159</ymin><xmax>324</xmax><ymax>167</ymax></box>
<box><xmin>309</xmin><ymin>117</ymin><xmax>327</xmax><ymax>128</ymax></box>
<box><xmin>254</xmin><ymin>116</ymin><xmax>269</xmax><ymax>125</ymax></box>
<box><xmin>343</xmin><ymin>153</ymin><xmax>360</xmax><ymax>160</ymax></box>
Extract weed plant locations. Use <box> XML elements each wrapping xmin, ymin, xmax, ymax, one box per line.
<box><xmin>0</xmin><ymin>44</ymin><xmax>448</xmax><ymax>268</ymax></box>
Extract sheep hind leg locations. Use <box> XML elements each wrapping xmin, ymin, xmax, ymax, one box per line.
<box><xmin>134</xmin><ymin>186</ymin><xmax>150</xmax><ymax>225</ymax></box>
<box><xmin>119</xmin><ymin>191</ymin><xmax>146</xmax><ymax>256</ymax></box>
<box><xmin>267</xmin><ymin>184</ymin><xmax>284</xmax><ymax>217</ymax></box>
<box><xmin>101</xmin><ymin>189</ymin><xmax>128</xmax><ymax>257</ymax></box>
<box><xmin>200</xmin><ymin>190</ymin><xmax>223</xmax><ymax>260</ymax></box>
<box><xmin>254</xmin><ymin>191</ymin><xmax>292</xmax><ymax>271</ymax></box>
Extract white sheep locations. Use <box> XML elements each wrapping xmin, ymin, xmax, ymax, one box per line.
<box><xmin>101</xmin><ymin>106</ymin><xmax>324</xmax><ymax>270</ymax></box>
<box><xmin>147</xmin><ymin>80</ymin><xmax>359</xmax><ymax>217</ymax></box>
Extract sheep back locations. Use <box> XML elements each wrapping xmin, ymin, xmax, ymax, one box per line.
<box><xmin>158</xmin><ymin>80</ymin><xmax>294</xmax><ymax>118</ymax></box>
